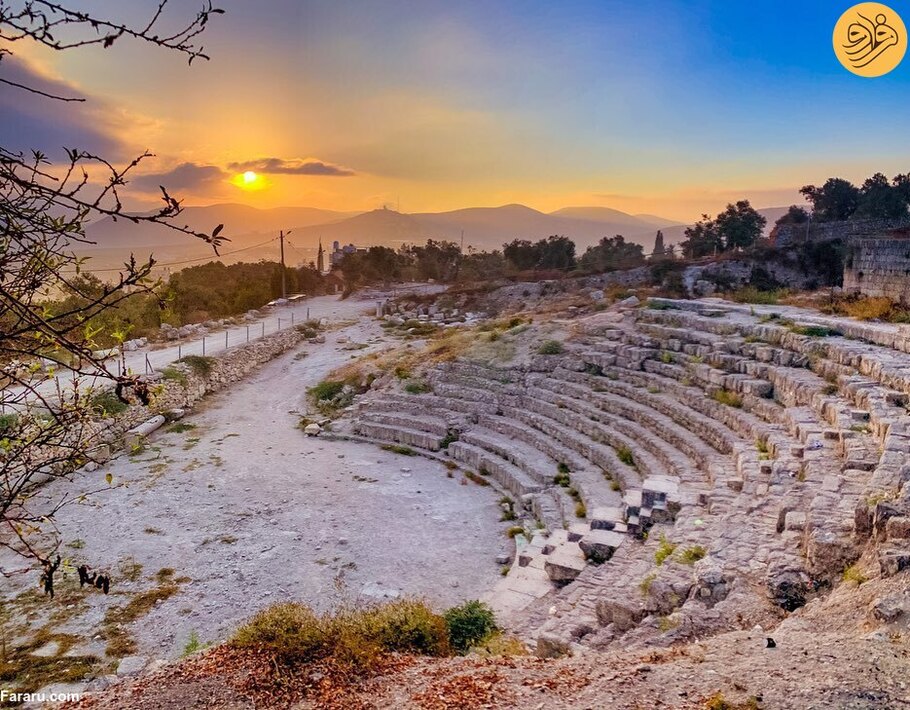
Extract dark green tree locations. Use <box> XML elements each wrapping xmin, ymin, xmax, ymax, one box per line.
<box><xmin>715</xmin><ymin>200</ymin><xmax>766</xmax><ymax>250</ymax></box>
<box><xmin>680</xmin><ymin>215</ymin><xmax>723</xmax><ymax>259</ymax></box>
<box><xmin>856</xmin><ymin>173</ymin><xmax>909</xmax><ymax>219</ymax></box>
<box><xmin>579</xmin><ymin>235</ymin><xmax>645</xmax><ymax>272</ymax></box>
<box><xmin>799</xmin><ymin>178</ymin><xmax>860</xmax><ymax>221</ymax></box>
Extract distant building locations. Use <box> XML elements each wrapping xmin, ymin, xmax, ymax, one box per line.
<box><xmin>329</xmin><ymin>241</ymin><xmax>364</xmax><ymax>267</ymax></box>
<box><xmin>317</xmin><ymin>239</ymin><xmax>325</xmax><ymax>273</ymax></box>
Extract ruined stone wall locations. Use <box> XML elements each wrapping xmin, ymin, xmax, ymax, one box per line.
<box><xmin>773</xmin><ymin>218</ymin><xmax>910</xmax><ymax>248</ymax></box>
<box><xmin>843</xmin><ymin>238</ymin><xmax>910</xmax><ymax>303</ymax></box>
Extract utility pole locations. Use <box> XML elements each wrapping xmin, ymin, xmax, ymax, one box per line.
<box><xmin>279</xmin><ymin>229</ymin><xmax>291</xmax><ymax>299</ymax></box>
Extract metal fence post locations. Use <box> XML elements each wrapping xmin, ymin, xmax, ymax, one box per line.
<box><xmin>307</xmin><ymin>307</ymin><xmax>310</xmax><ymax>321</ymax></box>
<box><xmin>246</xmin><ymin>325</ymin><xmax>250</xmax><ymax>342</ymax></box>
<box><xmin>291</xmin><ymin>312</ymin><xmax>295</xmax><ymax>325</ymax></box>
<box><xmin>202</xmin><ymin>336</ymin><xmax>206</xmax><ymax>356</ymax></box>
<box><xmin>278</xmin><ymin>318</ymin><xmax>282</xmax><ymax>330</ymax></box>
<box><xmin>262</xmin><ymin>322</ymin><xmax>265</xmax><ymax>337</ymax></box>
<box><xmin>178</xmin><ymin>344</ymin><xmax>182</xmax><ymax>360</ymax></box>
<box><xmin>145</xmin><ymin>355</ymin><xmax>151</xmax><ymax>374</ymax></box>
<box><xmin>225</xmin><ymin>330</ymin><xmax>229</xmax><ymax>348</ymax></box>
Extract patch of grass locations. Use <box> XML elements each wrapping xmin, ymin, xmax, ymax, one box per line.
<box><xmin>66</xmin><ymin>538</ymin><xmax>85</xmax><ymax>549</ymax></box>
<box><xmin>610</xmin><ymin>480</ymin><xmax>622</xmax><ymax>491</ymax></box>
<box><xmin>0</xmin><ymin>628</ymin><xmax>99</xmax><ymax>695</ymax></box>
<box><xmin>166</xmin><ymin>422</ymin><xmax>196</xmax><ymax>434</ymax></box>
<box><xmin>574</xmin><ymin>501</ymin><xmax>587</xmax><ymax>518</ymax></box>
<box><xmin>790</xmin><ymin>324</ymin><xmax>840</xmax><ymax>338</ymax></box>
<box><xmin>677</xmin><ymin>545</ymin><xmax>707</xmax><ymax>565</ymax></box>
<box><xmin>639</xmin><ymin>572</ymin><xmax>656</xmax><ymax>596</ymax></box>
<box><xmin>537</xmin><ymin>339</ymin><xmax>564</xmax><ymax>355</ymax></box>
<box><xmin>659</xmin><ymin>351</ymin><xmax>673</xmax><ymax>364</ymax></box>
<box><xmin>756</xmin><ymin>438</ymin><xmax>769</xmax><ymax>455</ymax></box>
<box><xmin>144</xmin><ymin>527</ymin><xmax>162</xmax><ymax>535</ymax></box>
<box><xmin>309</xmin><ymin>379</ymin><xmax>346</xmax><ymax>402</ymax></box>
<box><xmin>506</xmin><ymin>526</ymin><xmax>525</xmax><ymax>539</ymax></box>
<box><xmin>89</xmin><ymin>389</ymin><xmax>129</xmax><ymax>417</ymax></box>
<box><xmin>842</xmin><ymin>565</ymin><xmax>867</xmax><ymax>585</ymax></box>
<box><xmin>647</xmin><ymin>385</ymin><xmax>660</xmax><ymax>394</ymax></box>
<box><xmin>439</xmin><ymin>429</ymin><xmax>459</xmax><ymax>449</ymax></box>
<box><xmin>616</xmin><ymin>445</ymin><xmax>634</xmax><ymax>467</ymax></box>
<box><xmin>822</xmin><ymin>383</ymin><xmax>838</xmax><ymax>396</ymax></box>
<box><xmin>161</xmin><ymin>366</ymin><xmax>188</xmax><ymax>386</ymax></box>
<box><xmin>381</xmin><ymin>444</ymin><xmax>416</xmax><ymax>456</ymax></box>
<box><xmin>232</xmin><ymin>599</ymin><xmax>452</xmax><ymax>670</ymax></box>
<box><xmin>711</xmin><ymin>390</ymin><xmax>743</xmax><ymax>408</ymax></box>
<box><xmin>177</xmin><ymin>355</ymin><xmax>215</xmax><ymax>376</ymax></box>
<box><xmin>647</xmin><ymin>301</ymin><xmax>676</xmax><ymax>310</ymax></box>
<box><xmin>654</xmin><ymin>535</ymin><xmax>677</xmax><ymax>566</ymax></box>
<box><xmin>728</xmin><ymin>286</ymin><xmax>787</xmax><ymax>305</ymax></box>
<box><xmin>102</xmin><ymin>580</ymin><xmax>182</xmax><ymax>657</ymax></box>
<box><xmin>403</xmin><ymin>379</ymin><xmax>430</xmax><ymax>394</ymax></box>
<box><xmin>464</xmin><ymin>471</ymin><xmax>490</xmax><ymax>486</ymax></box>
<box><xmin>557</xmin><ymin>462</ymin><xmax>570</xmax><ymax>475</ymax></box>
<box><xmin>182</xmin><ymin>631</ymin><xmax>204</xmax><ymax>657</ymax></box>
<box><xmin>657</xmin><ymin>615</ymin><xmax>679</xmax><ymax>632</ymax></box>
<box><xmin>393</xmin><ymin>365</ymin><xmax>411</xmax><ymax>379</ymax></box>
<box><xmin>118</xmin><ymin>558</ymin><xmax>143</xmax><ymax>582</ymax></box>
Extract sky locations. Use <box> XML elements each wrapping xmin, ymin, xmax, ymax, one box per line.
<box><xmin>4</xmin><ymin>0</ymin><xmax>910</xmax><ymax>221</ymax></box>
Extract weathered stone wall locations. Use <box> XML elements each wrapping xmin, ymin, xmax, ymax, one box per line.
<box><xmin>843</xmin><ymin>237</ymin><xmax>910</xmax><ymax>303</ymax></box>
<box><xmin>773</xmin><ymin>217</ymin><xmax>910</xmax><ymax>248</ymax></box>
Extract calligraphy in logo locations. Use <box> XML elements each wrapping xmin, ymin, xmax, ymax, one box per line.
<box><xmin>834</xmin><ymin>3</ymin><xmax>907</xmax><ymax>77</ymax></box>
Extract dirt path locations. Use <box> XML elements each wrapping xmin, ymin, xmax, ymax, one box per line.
<box><xmin>3</xmin><ymin>311</ymin><xmax>506</xmax><ymax>670</ymax></box>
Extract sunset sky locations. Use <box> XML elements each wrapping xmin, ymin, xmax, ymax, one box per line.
<box><xmin>5</xmin><ymin>0</ymin><xmax>910</xmax><ymax>221</ymax></box>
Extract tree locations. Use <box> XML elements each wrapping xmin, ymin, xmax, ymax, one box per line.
<box><xmin>0</xmin><ymin>2</ymin><xmax>223</xmax><ymax>573</ymax></box>
<box><xmin>502</xmin><ymin>239</ymin><xmax>539</xmax><ymax>270</ymax></box>
<box><xmin>714</xmin><ymin>200</ymin><xmax>766</xmax><ymax>250</ymax></box>
<box><xmin>856</xmin><ymin>173</ymin><xmax>908</xmax><ymax>219</ymax></box>
<box><xmin>652</xmin><ymin>230</ymin><xmax>666</xmax><ymax>259</ymax></box>
<box><xmin>578</xmin><ymin>235</ymin><xmax>645</xmax><ymax>272</ymax></box>
<box><xmin>775</xmin><ymin>205</ymin><xmax>810</xmax><ymax>226</ymax></box>
<box><xmin>680</xmin><ymin>214</ymin><xmax>723</xmax><ymax>259</ymax></box>
<box><xmin>406</xmin><ymin>240</ymin><xmax>461</xmax><ymax>281</ymax></box>
<box><xmin>799</xmin><ymin>178</ymin><xmax>860</xmax><ymax>221</ymax></box>
<box><xmin>536</xmin><ymin>235</ymin><xmax>576</xmax><ymax>270</ymax></box>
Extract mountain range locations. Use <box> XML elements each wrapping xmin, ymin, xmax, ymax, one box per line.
<box><xmin>80</xmin><ymin>203</ymin><xmax>789</xmax><ymax>268</ymax></box>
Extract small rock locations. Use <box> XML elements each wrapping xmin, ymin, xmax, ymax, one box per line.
<box><xmin>116</xmin><ymin>655</ymin><xmax>148</xmax><ymax>676</ymax></box>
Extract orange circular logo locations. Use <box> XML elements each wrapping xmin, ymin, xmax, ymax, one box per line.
<box><xmin>833</xmin><ymin>3</ymin><xmax>907</xmax><ymax>77</ymax></box>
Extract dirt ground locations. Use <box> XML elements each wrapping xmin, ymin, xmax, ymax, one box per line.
<box><xmin>2</xmin><ymin>305</ymin><xmax>506</xmax><ymax>673</ymax></box>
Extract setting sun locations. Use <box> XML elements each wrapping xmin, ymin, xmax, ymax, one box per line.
<box><xmin>231</xmin><ymin>169</ymin><xmax>266</xmax><ymax>191</ymax></box>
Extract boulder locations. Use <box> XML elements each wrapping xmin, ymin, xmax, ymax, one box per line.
<box><xmin>578</xmin><ymin>530</ymin><xmax>624</xmax><ymax>563</ymax></box>
<box><xmin>879</xmin><ymin>547</ymin><xmax>910</xmax><ymax>577</ymax></box>
<box><xmin>536</xmin><ymin>632</ymin><xmax>571</xmax><ymax>659</ymax></box>
<box><xmin>544</xmin><ymin>548</ymin><xmax>586</xmax><ymax>584</ymax></box>
<box><xmin>871</xmin><ymin>595</ymin><xmax>906</xmax><ymax>623</ymax></box>
<box><xmin>304</xmin><ymin>423</ymin><xmax>322</xmax><ymax>437</ymax></box>
<box><xmin>116</xmin><ymin>655</ymin><xmax>148</xmax><ymax>676</ymax></box>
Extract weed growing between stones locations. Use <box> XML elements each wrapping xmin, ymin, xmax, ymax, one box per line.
<box><xmin>677</xmin><ymin>545</ymin><xmax>707</xmax><ymax>565</ymax></box>
<box><xmin>616</xmin><ymin>445</ymin><xmax>635</xmax><ymax>467</ymax></box>
<box><xmin>654</xmin><ymin>535</ymin><xmax>677</xmax><ymax>565</ymax></box>
<box><xmin>538</xmin><ymin>339</ymin><xmax>564</xmax><ymax>355</ymax></box>
<box><xmin>842</xmin><ymin>565</ymin><xmax>868</xmax><ymax>585</ymax></box>
<box><xmin>464</xmin><ymin>471</ymin><xmax>490</xmax><ymax>486</ymax></box>
<box><xmin>711</xmin><ymin>390</ymin><xmax>743</xmax><ymax>408</ymax></box>
<box><xmin>381</xmin><ymin>444</ymin><xmax>416</xmax><ymax>456</ymax></box>
<box><xmin>177</xmin><ymin>355</ymin><xmax>216</xmax><ymax>377</ymax></box>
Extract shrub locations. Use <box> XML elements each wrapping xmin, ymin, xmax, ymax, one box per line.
<box><xmin>182</xmin><ymin>631</ymin><xmax>203</xmax><ymax>657</ymax></box>
<box><xmin>840</xmin><ymin>296</ymin><xmax>894</xmax><ymax>321</ymax></box>
<box><xmin>177</xmin><ymin>355</ymin><xmax>215</xmax><ymax>377</ymax></box>
<box><xmin>557</xmin><ymin>462</ymin><xmax>570</xmax><ymax>475</ymax></box>
<box><xmin>444</xmin><ymin>600</ymin><xmax>497</xmax><ymax>654</ymax></box>
<box><xmin>677</xmin><ymin>545</ymin><xmax>707</xmax><ymax>565</ymax></box>
<box><xmin>639</xmin><ymin>572</ymin><xmax>656</xmax><ymax>596</ymax></box>
<box><xmin>506</xmin><ymin>526</ymin><xmax>525</xmax><ymax>538</ymax></box>
<box><xmin>610</xmin><ymin>480</ymin><xmax>622</xmax><ymax>491</ymax></box>
<box><xmin>711</xmin><ymin>390</ymin><xmax>743</xmax><ymax>408</ymax></box>
<box><xmin>659</xmin><ymin>351</ymin><xmax>673</xmax><ymax>364</ymax></box>
<box><xmin>553</xmin><ymin>472</ymin><xmax>571</xmax><ymax>487</ymax></box>
<box><xmin>538</xmin><ymin>340</ymin><xmax>564</xmax><ymax>355</ymax></box>
<box><xmin>842</xmin><ymin>565</ymin><xmax>867</xmax><ymax>585</ymax></box>
<box><xmin>404</xmin><ymin>379</ymin><xmax>430</xmax><ymax>394</ymax></box>
<box><xmin>574</xmin><ymin>501</ymin><xmax>587</xmax><ymax>518</ymax></box>
<box><xmin>234</xmin><ymin>600</ymin><xmax>451</xmax><ymax>670</ymax></box>
<box><xmin>654</xmin><ymin>535</ymin><xmax>677</xmax><ymax>565</ymax></box>
<box><xmin>439</xmin><ymin>430</ymin><xmax>459</xmax><ymax>449</ymax></box>
<box><xmin>616</xmin><ymin>445</ymin><xmax>634</xmax><ymax>467</ymax></box>
<box><xmin>161</xmin><ymin>367</ymin><xmax>188</xmax><ymax>385</ymax></box>
<box><xmin>790</xmin><ymin>324</ymin><xmax>840</xmax><ymax>338</ymax></box>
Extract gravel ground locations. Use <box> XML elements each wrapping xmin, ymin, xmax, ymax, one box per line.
<box><xmin>3</xmin><ymin>311</ymin><xmax>506</xmax><ymax>663</ymax></box>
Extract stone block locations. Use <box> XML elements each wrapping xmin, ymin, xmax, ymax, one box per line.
<box><xmin>886</xmin><ymin>516</ymin><xmax>910</xmax><ymax>540</ymax></box>
<box><xmin>879</xmin><ymin>548</ymin><xmax>910</xmax><ymax>577</ymax></box>
<box><xmin>578</xmin><ymin>530</ymin><xmax>624</xmax><ymax>562</ymax></box>
<box><xmin>544</xmin><ymin>548</ymin><xmax>586</xmax><ymax>583</ymax></box>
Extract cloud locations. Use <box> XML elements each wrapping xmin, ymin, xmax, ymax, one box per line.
<box><xmin>130</xmin><ymin>162</ymin><xmax>228</xmax><ymax>193</ymax></box>
<box><xmin>227</xmin><ymin>157</ymin><xmax>355</xmax><ymax>177</ymax></box>
<box><xmin>0</xmin><ymin>55</ymin><xmax>132</xmax><ymax>160</ymax></box>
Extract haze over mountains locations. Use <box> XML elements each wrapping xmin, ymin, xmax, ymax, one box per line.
<box><xmin>81</xmin><ymin>202</ymin><xmax>790</xmax><ymax>269</ymax></box>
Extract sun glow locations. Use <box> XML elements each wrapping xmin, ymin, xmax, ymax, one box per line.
<box><xmin>232</xmin><ymin>170</ymin><xmax>266</xmax><ymax>191</ymax></box>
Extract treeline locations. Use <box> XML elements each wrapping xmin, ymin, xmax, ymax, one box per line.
<box><xmin>786</xmin><ymin>172</ymin><xmax>910</xmax><ymax>223</ymax></box>
<box><xmin>45</xmin><ymin>261</ymin><xmax>325</xmax><ymax>346</ymax></box>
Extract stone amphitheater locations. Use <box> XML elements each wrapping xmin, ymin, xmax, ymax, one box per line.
<box><xmin>329</xmin><ymin>295</ymin><xmax>910</xmax><ymax>658</ymax></box>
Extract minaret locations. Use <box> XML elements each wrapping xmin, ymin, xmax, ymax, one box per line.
<box><xmin>317</xmin><ymin>238</ymin><xmax>325</xmax><ymax>273</ymax></box>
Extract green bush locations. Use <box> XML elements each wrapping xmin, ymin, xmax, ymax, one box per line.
<box><xmin>677</xmin><ymin>545</ymin><xmax>707</xmax><ymax>565</ymax></box>
<box><xmin>404</xmin><ymin>379</ymin><xmax>430</xmax><ymax>394</ymax></box>
<box><xmin>616</xmin><ymin>445</ymin><xmax>634</xmax><ymax>467</ymax></box>
<box><xmin>0</xmin><ymin>413</ymin><xmax>19</xmax><ymax>433</ymax></box>
<box><xmin>537</xmin><ymin>340</ymin><xmax>564</xmax><ymax>355</ymax></box>
<box><xmin>161</xmin><ymin>366</ymin><xmax>188</xmax><ymax>386</ymax></box>
<box><xmin>444</xmin><ymin>601</ymin><xmax>497</xmax><ymax>654</ymax></box>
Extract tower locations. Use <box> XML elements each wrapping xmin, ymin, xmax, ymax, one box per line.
<box><xmin>317</xmin><ymin>238</ymin><xmax>325</xmax><ymax>273</ymax></box>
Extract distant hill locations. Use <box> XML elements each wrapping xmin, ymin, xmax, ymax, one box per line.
<box><xmin>82</xmin><ymin>203</ymin><xmax>357</xmax><ymax>250</ymax></box>
<box><xmin>288</xmin><ymin>204</ymin><xmax>670</xmax><ymax>253</ymax></box>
